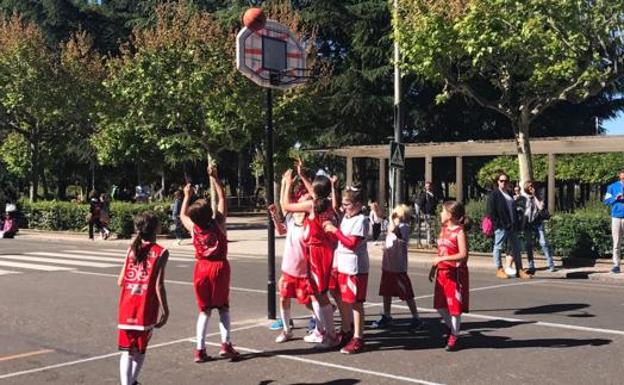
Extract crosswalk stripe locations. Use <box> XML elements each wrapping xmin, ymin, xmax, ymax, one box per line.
<box><xmin>60</xmin><ymin>250</ymin><xmax>194</xmax><ymax>262</ymax></box>
<box><xmin>30</xmin><ymin>252</ymin><xmax>124</xmax><ymax>264</ymax></box>
<box><xmin>0</xmin><ymin>269</ymin><xmax>19</xmax><ymax>276</ymax></box>
<box><xmin>0</xmin><ymin>259</ymin><xmax>74</xmax><ymax>271</ymax></box>
<box><xmin>0</xmin><ymin>255</ymin><xmax>117</xmax><ymax>268</ymax></box>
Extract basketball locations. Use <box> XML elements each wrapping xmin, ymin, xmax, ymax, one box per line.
<box><xmin>242</xmin><ymin>7</ymin><xmax>266</xmax><ymax>32</ymax></box>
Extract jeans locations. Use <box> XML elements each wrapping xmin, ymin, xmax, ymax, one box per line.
<box><xmin>611</xmin><ymin>217</ymin><xmax>624</xmax><ymax>267</ymax></box>
<box><xmin>492</xmin><ymin>228</ymin><xmax>521</xmax><ymax>269</ymax></box>
<box><xmin>525</xmin><ymin>222</ymin><xmax>553</xmax><ymax>269</ymax></box>
<box><xmin>174</xmin><ymin>217</ymin><xmax>183</xmax><ymax>240</ymax></box>
<box><xmin>424</xmin><ymin>214</ymin><xmax>434</xmax><ymax>245</ymax></box>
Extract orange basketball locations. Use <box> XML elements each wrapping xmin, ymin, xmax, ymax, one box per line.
<box><xmin>242</xmin><ymin>7</ymin><xmax>266</xmax><ymax>32</ymax></box>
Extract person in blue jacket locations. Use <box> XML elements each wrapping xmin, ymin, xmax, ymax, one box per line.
<box><xmin>603</xmin><ymin>168</ymin><xmax>624</xmax><ymax>273</ymax></box>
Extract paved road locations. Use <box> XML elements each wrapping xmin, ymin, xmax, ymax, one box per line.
<box><xmin>1</xmin><ymin>237</ymin><xmax>623</xmax><ymax>385</ymax></box>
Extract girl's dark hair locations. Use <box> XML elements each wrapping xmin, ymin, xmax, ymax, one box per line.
<box><xmin>130</xmin><ymin>212</ymin><xmax>160</xmax><ymax>265</ymax></box>
<box><xmin>312</xmin><ymin>175</ymin><xmax>331</xmax><ymax>214</ymax></box>
<box><xmin>342</xmin><ymin>189</ymin><xmax>363</xmax><ymax>205</ymax></box>
<box><xmin>187</xmin><ymin>199</ymin><xmax>213</xmax><ymax>229</ymax></box>
<box><xmin>443</xmin><ymin>200</ymin><xmax>470</xmax><ymax>227</ymax></box>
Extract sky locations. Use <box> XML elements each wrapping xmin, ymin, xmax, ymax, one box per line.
<box><xmin>605</xmin><ymin>113</ymin><xmax>624</xmax><ymax>135</ymax></box>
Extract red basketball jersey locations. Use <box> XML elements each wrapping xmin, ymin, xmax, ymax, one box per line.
<box><xmin>118</xmin><ymin>242</ymin><xmax>166</xmax><ymax>330</ymax></box>
<box><xmin>193</xmin><ymin>223</ymin><xmax>227</xmax><ymax>261</ymax></box>
<box><xmin>437</xmin><ymin>225</ymin><xmax>466</xmax><ymax>269</ymax></box>
<box><xmin>303</xmin><ymin>207</ymin><xmax>336</xmax><ymax>249</ymax></box>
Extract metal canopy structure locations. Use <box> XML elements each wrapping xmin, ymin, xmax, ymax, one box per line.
<box><xmin>312</xmin><ymin>135</ymin><xmax>624</xmax><ymax>214</ymax></box>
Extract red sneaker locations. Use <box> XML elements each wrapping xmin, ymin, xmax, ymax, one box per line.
<box><xmin>446</xmin><ymin>334</ymin><xmax>459</xmax><ymax>352</ymax></box>
<box><xmin>219</xmin><ymin>342</ymin><xmax>241</xmax><ymax>360</ymax></box>
<box><xmin>340</xmin><ymin>337</ymin><xmax>365</xmax><ymax>354</ymax></box>
<box><xmin>194</xmin><ymin>348</ymin><xmax>210</xmax><ymax>363</ymax></box>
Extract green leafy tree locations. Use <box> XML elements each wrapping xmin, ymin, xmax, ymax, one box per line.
<box><xmin>397</xmin><ymin>0</ymin><xmax>624</xmax><ymax>185</ymax></box>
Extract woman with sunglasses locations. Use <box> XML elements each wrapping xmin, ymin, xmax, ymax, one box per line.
<box><xmin>486</xmin><ymin>171</ymin><xmax>529</xmax><ymax>279</ymax></box>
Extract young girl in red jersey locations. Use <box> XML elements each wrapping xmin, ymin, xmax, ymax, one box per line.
<box><xmin>373</xmin><ymin>204</ymin><xmax>423</xmax><ymax>330</ymax></box>
<box><xmin>282</xmin><ymin>169</ymin><xmax>341</xmax><ymax>349</ymax></box>
<box><xmin>117</xmin><ymin>212</ymin><xmax>169</xmax><ymax>385</ymax></box>
<box><xmin>326</xmin><ymin>188</ymin><xmax>369</xmax><ymax>354</ymax></box>
<box><xmin>432</xmin><ymin>201</ymin><xmax>469</xmax><ymax>351</ymax></box>
<box><xmin>180</xmin><ymin>165</ymin><xmax>240</xmax><ymax>363</ymax></box>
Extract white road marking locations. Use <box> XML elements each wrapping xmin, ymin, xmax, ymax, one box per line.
<box><xmin>29</xmin><ymin>252</ymin><xmax>125</xmax><ymax>263</ymax></box>
<box><xmin>0</xmin><ymin>349</ymin><xmax>55</xmax><ymax>362</ymax></box>
<box><xmin>0</xmin><ymin>260</ymin><xmax>74</xmax><ymax>272</ymax></box>
<box><xmin>203</xmin><ymin>342</ymin><xmax>446</xmax><ymax>385</ymax></box>
<box><xmin>387</xmin><ymin>304</ymin><xmax>624</xmax><ymax>337</ymax></box>
<box><xmin>0</xmin><ymin>321</ymin><xmax>266</xmax><ymax>380</ymax></box>
<box><xmin>0</xmin><ymin>254</ymin><xmax>116</xmax><ymax>268</ymax></box>
<box><xmin>57</xmin><ymin>250</ymin><xmax>194</xmax><ymax>263</ymax></box>
<box><xmin>69</xmin><ymin>271</ymin><xmax>268</xmax><ymax>293</ymax></box>
<box><xmin>0</xmin><ymin>268</ymin><xmax>19</xmax><ymax>276</ymax></box>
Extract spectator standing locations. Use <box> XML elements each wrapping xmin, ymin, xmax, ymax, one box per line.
<box><xmin>100</xmin><ymin>193</ymin><xmax>112</xmax><ymax>240</ymax></box>
<box><xmin>486</xmin><ymin>172</ymin><xmax>529</xmax><ymax>279</ymax></box>
<box><xmin>417</xmin><ymin>181</ymin><xmax>438</xmax><ymax>246</ymax></box>
<box><xmin>88</xmin><ymin>190</ymin><xmax>103</xmax><ymax>240</ymax></box>
<box><xmin>171</xmin><ymin>190</ymin><xmax>183</xmax><ymax>245</ymax></box>
<box><xmin>368</xmin><ymin>199</ymin><xmax>384</xmax><ymax>243</ymax></box>
<box><xmin>603</xmin><ymin>168</ymin><xmax>624</xmax><ymax>274</ymax></box>
<box><xmin>519</xmin><ymin>181</ymin><xmax>555</xmax><ymax>273</ymax></box>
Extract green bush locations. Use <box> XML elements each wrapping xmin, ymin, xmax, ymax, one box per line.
<box><xmin>20</xmin><ymin>200</ymin><xmax>174</xmax><ymax>238</ymax></box>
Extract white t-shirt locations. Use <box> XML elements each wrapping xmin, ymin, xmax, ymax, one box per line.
<box><xmin>281</xmin><ymin>216</ymin><xmax>308</xmax><ymax>278</ymax></box>
<box><xmin>336</xmin><ymin>214</ymin><xmax>369</xmax><ymax>275</ymax></box>
<box><xmin>382</xmin><ymin>223</ymin><xmax>410</xmax><ymax>272</ymax></box>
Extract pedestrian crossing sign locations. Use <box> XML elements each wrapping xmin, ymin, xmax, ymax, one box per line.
<box><xmin>390</xmin><ymin>141</ymin><xmax>405</xmax><ymax>169</ymax></box>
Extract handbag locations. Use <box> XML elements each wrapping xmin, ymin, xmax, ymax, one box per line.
<box><xmin>481</xmin><ymin>215</ymin><xmax>494</xmax><ymax>237</ymax></box>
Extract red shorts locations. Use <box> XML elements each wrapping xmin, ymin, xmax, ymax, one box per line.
<box><xmin>194</xmin><ymin>259</ymin><xmax>230</xmax><ymax>311</ymax></box>
<box><xmin>433</xmin><ymin>267</ymin><xmax>469</xmax><ymax>316</ymax></box>
<box><xmin>379</xmin><ymin>271</ymin><xmax>415</xmax><ymax>300</ymax></box>
<box><xmin>328</xmin><ymin>268</ymin><xmax>339</xmax><ymax>292</ymax></box>
<box><xmin>338</xmin><ymin>273</ymin><xmax>368</xmax><ymax>304</ymax></box>
<box><xmin>307</xmin><ymin>245</ymin><xmax>334</xmax><ymax>294</ymax></box>
<box><xmin>118</xmin><ymin>329</ymin><xmax>152</xmax><ymax>354</ymax></box>
<box><xmin>279</xmin><ymin>272</ymin><xmax>311</xmax><ymax>305</ymax></box>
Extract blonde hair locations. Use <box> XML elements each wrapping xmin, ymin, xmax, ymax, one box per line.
<box><xmin>391</xmin><ymin>204</ymin><xmax>412</xmax><ymax>222</ymax></box>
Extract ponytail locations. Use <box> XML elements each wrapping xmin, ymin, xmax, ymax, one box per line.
<box><xmin>130</xmin><ymin>212</ymin><xmax>160</xmax><ymax>265</ymax></box>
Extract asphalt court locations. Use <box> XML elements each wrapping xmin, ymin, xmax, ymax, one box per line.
<box><xmin>2</xmin><ymin>241</ymin><xmax>624</xmax><ymax>384</ymax></box>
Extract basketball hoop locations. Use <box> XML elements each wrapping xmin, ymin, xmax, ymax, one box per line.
<box><xmin>236</xmin><ymin>19</ymin><xmax>309</xmax><ymax>90</ymax></box>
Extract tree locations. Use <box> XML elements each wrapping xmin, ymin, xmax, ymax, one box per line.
<box><xmin>397</xmin><ymin>0</ymin><xmax>624</xmax><ymax>185</ymax></box>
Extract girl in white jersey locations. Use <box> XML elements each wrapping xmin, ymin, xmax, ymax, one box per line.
<box><xmin>372</xmin><ymin>204</ymin><xmax>423</xmax><ymax>330</ymax></box>
<box><xmin>326</xmin><ymin>188</ymin><xmax>369</xmax><ymax>354</ymax></box>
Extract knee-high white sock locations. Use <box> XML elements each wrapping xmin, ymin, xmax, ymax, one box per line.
<box><xmin>451</xmin><ymin>315</ymin><xmax>461</xmax><ymax>336</ymax></box>
<box><xmin>119</xmin><ymin>351</ymin><xmax>133</xmax><ymax>385</ymax></box>
<box><xmin>131</xmin><ymin>352</ymin><xmax>145</xmax><ymax>383</ymax></box>
<box><xmin>437</xmin><ymin>308</ymin><xmax>451</xmax><ymax>328</ymax></box>
<box><xmin>218</xmin><ymin>308</ymin><xmax>231</xmax><ymax>343</ymax></box>
<box><xmin>280</xmin><ymin>307</ymin><xmax>291</xmax><ymax>332</ymax></box>
<box><xmin>311</xmin><ymin>301</ymin><xmax>325</xmax><ymax>333</ymax></box>
<box><xmin>196</xmin><ymin>311</ymin><xmax>210</xmax><ymax>349</ymax></box>
<box><xmin>320</xmin><ymin>304</ymin><xmax>335</xmax><ymax>337</ymax></box>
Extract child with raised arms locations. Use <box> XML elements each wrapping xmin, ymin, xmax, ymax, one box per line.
<box><xmin>268</xmin><ymin>171</ymin><xmax>316</xmax><ymax>343</ymax></box>
<box><xmin>431</xmin><ymin>201</ymin><xmax>470</xmax><ymax>351</ymax></box>
<box><xmin>117</xmin><ymin>212</ymin><xmax>169</xmax><ymax>385</ymax></box>
<box><xmin>372</xmin><ymin>204</ymin><xmax>423</xmax><ymax>330</ymax></box>
<box><xmin>281</xmin><ymin>169</ymin><xmax>341</xmax><ymax>349</ymax></box>
<box><xmin>180</xmin><ymin>164</ymin><xmax>240</xmax><ymax>362</ymax></box>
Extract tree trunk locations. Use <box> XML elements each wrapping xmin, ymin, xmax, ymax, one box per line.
<box><xmin>29</xmin><ymin>137</ymin><xmax>39</xmax><ymax>202</ymax></box>
<box><xmin>513</xmin><ymin>118</ymin><xmax>534</xmax><ymax>188</ymax></box>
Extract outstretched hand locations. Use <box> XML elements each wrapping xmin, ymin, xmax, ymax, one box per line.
<box><xmin>183</xmin><ymin>183</ymin><xmax>194</xmax><ymax>197</ymax></box>
<box><xmin>207</xmin><ymin>164</ymin><xmax>218</xmax><ymax>179</ymax></box>
<box><xmin>330</xmin><ymin>175</ymin><xmax>339</xmax><ymax>186</ymax></box>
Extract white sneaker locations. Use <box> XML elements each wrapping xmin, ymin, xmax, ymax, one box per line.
<box><xmin>275</xmin><ymin>330</ymin><xmax>293</xmax><ymax>343</ymax></box>
<box><xmin>303</xmin><ymin>329</ymin><xmax>323</xmax><ymax>343</ymax></box>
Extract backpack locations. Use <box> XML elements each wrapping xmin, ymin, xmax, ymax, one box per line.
<box><xmin>481</xmin><ymin>216</ymin><xmax>494</xmax><ymax>237</ymax></box>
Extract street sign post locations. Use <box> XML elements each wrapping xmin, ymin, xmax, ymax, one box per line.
<box><xmin>390</xmin><ymin>141</ymin><xmax>405</xmax><ymax>169</ymax></box>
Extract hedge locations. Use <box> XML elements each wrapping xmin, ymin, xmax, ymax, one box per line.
<box><xmin>432</xmin><ymin>199</ymin><xmax>613</xmax><ymax>259</ymax></box>
<box><xmin>19</xmin><ymin>200</ymin><xmax>174</xmax><ymax>238</ymax></box>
